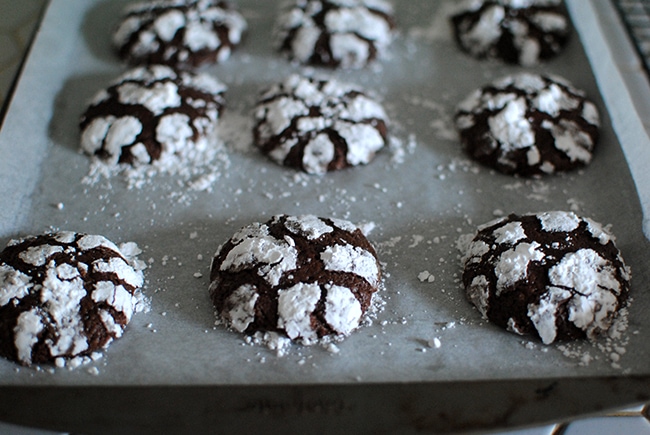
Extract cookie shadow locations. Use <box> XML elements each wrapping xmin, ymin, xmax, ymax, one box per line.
<box><xmin>80</xmin><ymin>0</ymin><xmax>131</xmax><ymax>64</ymax></box>
<box><xmin>126</xmin><ymin>216</ymin><xmax>242</xmax><ymax>331</ymax></box>
<box><xmin>48</xmin><ymin>71</ymin><xmax>121</xmax><ymax>153</ymax></box>
<box><xmin>373</xmin><ymin>216</ymin><xmax>477</xmax><ymax>325</ymax></box>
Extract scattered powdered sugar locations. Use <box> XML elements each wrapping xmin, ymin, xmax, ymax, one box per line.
<box><xmin>428</xmin><ymin>337</ymin><xmax>442</xmax><ymax>349</ymax></box>
<box><xmin>407</xmin><ymin>2</ymin><xmax>456</xmax><ymax>43</ymax></box>
<box><xmin>555</xmin><ymin>305</ymin><xmax>633</xmax><ymax>372</ymax></box>
<box><xmin>18</xmin><ymin>1</ymin><xmax>640</xmax><ymax>383</ymax></box>
<box><xmin>79</xmin><ymin>66</ymin><xmax>237</xmax><ymax>194</ymax></box>
<box><xmin>357</xmin><ymin>221</ymin><xmax>377</xmax><ymax>237</ymax></box>
<box><xmin>82</xmin><ymin>127</ymin><xmax>231</xmax><ymax>193</ymax></box>
<box><xmin>235</xmin><ymin>288</ymin><xmax>387</xmax><ymax>358</ymax></box>
<box><xmin>243</xmin><ymin>331</ymin><xmax>293</xmax><ymax>357</ymax></box>
<box><xmin>404</xmin><ymin>95</ymin><xmax>457</xmax><ymax>142</ymax></box>
<box><xmin>386</xmin><ymin>133</ymin><xmax>417</xmax><ymax>165</ymax></box>
<box><xmin>417</xmin><ymin>270</ymin><xmax>436</xmax><ymax>283</ymax></box>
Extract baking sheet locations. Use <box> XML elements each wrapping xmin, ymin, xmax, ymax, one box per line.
<box><xmin>1</xmin><ymin>0</ymin><xmax>649</xmax><ymax>388</ymax></box>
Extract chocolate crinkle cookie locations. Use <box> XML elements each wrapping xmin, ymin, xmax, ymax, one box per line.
<box><xmin>209</xmin><ymin>215</ymin><xmax>381</xmax><ymax>344</ymax></box>
<box><xmin>113</xmin><ymin>0</ymin><xmax>247</xmax><ymax>68</ymax></box>
<box><xmin>459</xmin><ymin>211</ymin><xmax>631</xmax><ymax>344</ymax></box>
<box><xmin>455</xmin><ymin>73</ymin><xmax>599</xmax><ymax>177</ymax></box>
<box><xmin>80</xmin><ymin>64</ymin><xmax>226</xmax><ymax>166</ymax></box>
<box><xmin>0</xmin><ymin>232</ymin><xmax>147</xmax><ymax>367</ymax></box>
<box><xmin>253</xmin><ymin>74</ymin><xmax>389</xmax><ymax>174</ymax></box>
<box><xmin>450</xmin><ymin>0</ymin><xmax>570</xmax><ymax>66</ymax></box>
<box><xmin>276</xmin><ymin>0</ymin><xmax>396</xmax><ymax>69</ymax></box>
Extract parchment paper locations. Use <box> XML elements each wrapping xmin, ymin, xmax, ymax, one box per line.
<box><xmin>1</xmin><ymin>0</ymin><xmax>649</xmax><ymax>387</ymax></box>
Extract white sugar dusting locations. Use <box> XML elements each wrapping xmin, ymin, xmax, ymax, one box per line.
<box><xmin>14</xmin><ymin>0</ymin><xmax>640</xmax><ymax>382</ymax></box>
<box><xmin>80</xmin><ymin>65</ymin><xmax>232</xmax><ymax>196</ymax></box>
<box><xmin>209</xmin><ymin>215</ymin><xmax>385</xmax><ymax>357</ymax></box>
<box><xmin>113</xmin><ymin>0</ymin><xmax>247</xmax><ymax>66</ymax></box>
<box><xmin>278</xmin><ymin>283</ymin><xmax>321</xmax><ymax>343</ymax></box>
<box><xmin>254</xmin><ymin>74</ymin><xmax>389</xmax><ymax>174</ymax></box>
<box><xmin>277</xmin><ymin>0</ymin><xmax>395</xmax><ymax>69</ymax></box>
<box><xmin>457</xmin><ymin>211</ymin><xmax>633</xmax><ymax>371</ymax></box>
<box><xmin>2</xmin><ymin>233</ymin><xmax>149</xmax><ymax>370</ymax></box>
<box><xmin>456</xmin><ymin>73</ymin><xmax>598</xmax><ymax>175</ymax></box>
<box><xmin>451</xmin><ymin>0</ymin><xmax>567</xmax><ymax>65</ymax></box>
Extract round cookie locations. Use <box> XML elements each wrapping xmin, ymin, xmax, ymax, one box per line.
<box><xmin>80</xmin><ymin>64</ymin><xmax>226</xmax><ymax>166</ymax></box>
<box><xmin>450</xmin><ymin>0</ymin><xmax>570</xmax><ymax>66</ymax></box>
<box><xmin>253</xmin><ymin>74</ymin><xmax>389</xmax><ymax>174</ymax></box>
<box><xmin>455</xmin><ymin>73</ymin><xmax>599</xmax><ymax>177</ymax></box>
<box><xmin>460</xmin><ymin>211</ymin><xmax>631</xmax><ymax>344</ymax></box>
<box><xmin>113</xmin><ymin>0</ymin><xmax>247</xmax><ymax>69</ymax></box>
<box><xmin>0</xmin><ymin>232</ymin><xmax>147</xmax><ymax>366</ymax></box>
<box><xmin>209</xmin><ymin>214</ymin><xmax>381</xmax><ymax>344</ymax></box>
<box><xmin>276</xmin><ymin>0</ymin><xmax>396</xmax><ymax>69</ymax></box>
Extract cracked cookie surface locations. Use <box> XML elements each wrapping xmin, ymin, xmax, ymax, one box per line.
<box><xmin>276</xmin><ymin>0</ymin><xmax>396</xmax><ymax>69</ymax></box>
<box><xmin>80</xmin><ymin>65</ymin><xmax>226</xmax><ymax>167</ymax></box>
<box><xmin>113</xmin><ymin>0</ymin><xmax>247</xmax><ymax>68</ymax></box>
<box><xmin>460</xmin><ymin>211</ymin><xmax>630</xmax><ymax>344</ymax></box>
<box><xmin>209</xmin><ymin>214</ymin><xmax>381</xmax><ymax>344</ymax></box>
<box><xmin>450</xmin><ymin>0</ymin><xmax>570</xmax><ymax>66</ymax></box>
<box><xmin>253</xmin><ymin>74</ymin><xmax>388</xmax><ymax>174</ymax></box>
<box><xmin>455</xmin><ymin>73</ymin><xmax>599</xmax><ymax>177</ymax></box>
<box><xmin>0</xmin><ymin>232</ymin><xmax>147</xmax><ymax>366</ymax></box>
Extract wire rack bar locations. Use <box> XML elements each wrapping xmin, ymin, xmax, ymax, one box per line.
<box><xmin>613</xmin><ymin>0</ymin><xmax>650</xmax><ymax>76</ymax></box>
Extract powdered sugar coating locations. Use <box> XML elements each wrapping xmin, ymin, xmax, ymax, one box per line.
<box><xmin>209</xmin><ymin>214</ymin><xmax>381</xmax><ymax>344</ymax></box>
<box><xmin>113</xmin><ymin>0</ymin><xmax>247</xmax><ymax>68</ymax></box>
<box><xmin>254</xmin><ymin>74</ymin><xmax>389</xmax><ymax>174</ymax></box>
<box><xmin>222</xmin><ymin>284</ymin><xmax>259</xmax><ymax>333</ymax></box>
<box><xmin>277</xmin><ymin>283</ymin><xmax>321</xmax><ymax>342</ymax></box>
<box><xmin>285</xmin><ymin>214</ymin><xmax>333</xmax><ymax>240</ymax></box>
<box><xmin>276</xmin><ymin>0</ymin><xmax>396</xmax><ymax>69</ymax></box>
<box><xmin>80</xmin><ymin>65</ymin><xmax>226</xmax><ymax>167</ymax></box>
<box><xmin>0</xmin><ymin>232</ymin><xmax>147</xmax><ymax>366</ymax></box>
<box><xmin>538</xmin><ymin>210</ymin><xmax>581</xmax><ymax>232</ymax></box>
<box><xmin>450</xmin><ymin>0</ymin><xmax>569</xmax><ymax>66</ymax></box>
<box><xmin>219</xmin><ymin>225</ymin><xmax>298</xmax><ymax>287</ymax></box>
<box><xmin>324</xmin><ymin>284</ymin><xmax>362</xmax><ymax>336</ymax></box>
<box><xmin>494</xmin><ymin>242</ymin><xmax>544</xmax><ymax>295</ymax></box>
<box><xmin>461</xmin><ymin>211</ymin><xmax>630</xmax><ymax>344</ymax></box>
<box><xmin>320</xmin><ymin>243</ymin><xmax>380</xmax><ymax>287</ymax></box>
<box><xmin>455</xmin><ymin>73</ymin><xmax>599</xmax><ymax>176</ymax></box>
